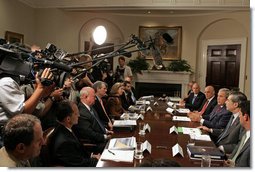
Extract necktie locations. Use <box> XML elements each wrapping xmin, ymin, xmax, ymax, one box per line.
<box><xmin>216</xmin><ymin>115</ymin><xmax>234</xmax><ymax>144</ymax></box>
<box><xmin>199</xmin><ymin>100</ymin><xmax>209</xmax><ymax>115</ymax></box>
<box><xmin>231</xmin><ymin>133</ymin><xmax>247</xmax><ymax>162</ymax></box>
<box><xmin>192</xmin><ymin>95</ymin><xmax>197</xmax><ymax>104</ymax></box>
<box><xmin>90</xmin><ymin>108</ymin><xmax>106</xmax><ymax>133</ymax></box>
<box><xmin>130</xmin><ymin>90</ymin><xmax>136</xmax><ymax>102</ymax></box>
<box><xmin>100</xmin><ymin>98</ymin><xmax>112</xmax><ymax>125</ymax></box>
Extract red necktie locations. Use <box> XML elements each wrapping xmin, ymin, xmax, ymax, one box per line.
<box><xmin>199</xmin><ymin>100</ymin><xmax>209</xmax><ymax>115</ymax></box>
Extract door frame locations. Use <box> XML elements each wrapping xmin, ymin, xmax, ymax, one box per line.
<box><xmin>199</xmin><ymin>37</ymin><xmax>247</xmax><ymax>92</ymax></box>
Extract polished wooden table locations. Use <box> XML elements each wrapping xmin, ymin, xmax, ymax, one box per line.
<box><xmin>97</xmin><ymin>100</ymin><xmax>224</xmax><ymax>167</ymax></box>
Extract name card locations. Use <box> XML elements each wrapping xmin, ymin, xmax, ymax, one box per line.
<box><xmin>172</xmin><ymin>143</ymin><xmax>184</xmax><ymax>157</ymax></box>
<box><xmin>153</xmin><ymin>102</ymin><xmax>159</xmax><ymax>106</ymax></box>
<box><xmin>146</xmin><ymin>106</ymin><xmax>153</xmax><ymax>111</ymax></box>
<box><xmin>144</xmin><ymin>123</ymin><xmax>151</xmax><ymax>132</ymax></box>
<box><xmin>158</xmin><ymin>97</ymin><xmax>164</xmax><ymax>101</ymax></box>
<box><xmin>169</xmin><ymin>125</ymin><xmax>178</xmax><ymax>134</ymax></box>
<box><xmin>142</xmin><ymin>140</ymin><xmax>152</xmax><ymax>154</ymax></box>
<box><xmin>138</xmin><ymin>114</ymin><xmax>144</xmax><ymax>120</ymax></box>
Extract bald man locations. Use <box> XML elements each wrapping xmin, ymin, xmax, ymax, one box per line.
<box><xmin>72</xmin><ymin>87</ymin><xmax>113</xmax><ymax>153</ymax></box>
<box><xmin>179</xmin><ymin>83</ymin><xmax>205</xmax><ymax>111</ymax></box>
<box><xmin>188</xmin><ymin>85</ymin><xmax>217</xmax><ymax>121</ymax></box>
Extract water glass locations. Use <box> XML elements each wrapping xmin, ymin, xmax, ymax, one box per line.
<box><xmin>138</xmin><ymin>122</ymin><xmax>145</xmax><ymax>136</ymax></box>
<box><xmin>201</xmin><ymin>155</ymin><xmax>211</xmax><ymax>167</ymax></box>
<box><xmin>134</xmin><ymin>142</ymin><xmax>144</xmax><ymax>159</ymax></box>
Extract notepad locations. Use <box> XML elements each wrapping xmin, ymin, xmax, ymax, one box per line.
<box><xmin>100</xmin><ymin>149</ymin><xmax>134</xmax><ymax>162</ymax></box>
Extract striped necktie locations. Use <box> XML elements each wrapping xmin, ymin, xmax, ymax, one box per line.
<box><xmin>199</xmin><ymin>100</ymin><xmax>209</xmax><ymax>115</ymax></box>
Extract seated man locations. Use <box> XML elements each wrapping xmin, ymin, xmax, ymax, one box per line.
<box><xmin>123</xmin><ymin>80</ymin><xmax>136</xmax><ymax>106</ymax></box>
<box><xmin>188</xmin><ymin>85</ymin><xmax>217</xmax><ymax>121</ymax></box>
<box><xmin>92</xmin><ymin>81</ymin><xmax>113</xmax><ymax>130</ymax></box>
<box><xmin>199</xmin><ymin>91</ymin><xmax>247</xmax><ymax>154</ymax></box>
<box><xmin>225</xmin><ymin>100</ymin><xmax>250</xmax><ymax>167</ymax></box>
<box><xmin>48</xmin><ymin>100</ymin><xmax>99</xmax><ymax>167</ymax></box>
<box><xmin>124</xmin><ymin>76</ymin><xmax>137</xmax><ymax>102</ymax></box>
<box><xmin>179</xmin><ymin>83</ymin><xmax>205</xmax><ymax>111</ymax></box>
<box><xmin>192</xmin><ymin>88</ymin><xmax>232</xmax><ymax>129</ymax></box>
<box><xmin>72</xmin><ymin>87</ymin><xmax>113</xmax><ymax>153</ymax></box>
<box><xmin>0</xmin><ymin>114</ymin><xmax>44</xmax><ymax>167</ymax></box>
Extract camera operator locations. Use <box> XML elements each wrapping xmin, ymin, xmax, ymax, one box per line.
<box><xmin>0</xmin><ymin>68</ymin><xmax>54</xmax><ymax>146</ymax></box>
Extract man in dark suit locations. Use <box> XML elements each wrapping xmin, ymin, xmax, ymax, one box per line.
<box><xmin>225</xmin><ymin>100</ymin><xmax>250</xmax><ymax>167</ymax></box>
<box><xmin>194</xmin><ymin>88</ymin><xmax>231</xmax><ymax>129</ymax></box>
<box><xmin>48</xmin><ymin>101</ymin><xmax>99</xmax><ymax>167</ymax></box>
<box><xmin>72</xmin><ymin>87</ymin><xmax>113</xmax><ymax>153</ymax></box>
<box><xmin>188</xmin><ymin>85</ymin><xmax>217</xmax><ymax>120</ymax></box>
<box><xmin>179</xmin><ymin>83</ymin><xmax>205</xmax><ymax>111</ymax></box>
<box><xmin>199</xmin><ymin>91</ymin><xmax>247</xmax><ymax>154</ymax></box>
<box><xmin>92</xmin><ymin>81</ymin><xmax>113</xmax><ymax>130</ymax></box>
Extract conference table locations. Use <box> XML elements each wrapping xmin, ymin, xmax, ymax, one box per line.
<box><xmin>96</xmin><ymin>99</ymin><xmax>224</xmax><ymax>167</ymax></box>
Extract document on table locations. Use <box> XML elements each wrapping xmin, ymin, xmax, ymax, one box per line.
<box><xmin>194</xmin><ymin>134</ymin><xmax>211</xmax><ymax>141</ymax></box>
<box><xmin>100</xmin><ymin>149</ymin><xmax>134</xmax><ymax>163</ymax></box>
<box><xmin>166</xmin><ymin>107</ymin><xmax>174</xmax><ymax>113</ymax></box>
<box><xmin>108</xmin><ymin>137</ymin><xmax>136</xmax><ymax>150</ymax></box>
<box><xmin>176</xmin><ymin>108</ymin><xmax>190</xmax><ymax>113</ymax></box>
<box><xmin>172</xmin><ymin>116</ymin><xmax>191</xmax><ymax>122</ymax></box>
<box><xmin>181</xmin><ymin>127</ymin><xmax>201</xmax><ymax>135</ymax></box>
<box><xmin>113</xmin><ymin>120</ymin><xmax>137</xmax><ymax>127</ymax></box>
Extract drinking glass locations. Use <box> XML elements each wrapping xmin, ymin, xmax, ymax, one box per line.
<box><xmin>134</xmin><ymin>142</ymin><xmax>144</xmax><ymax>159</ymax></box>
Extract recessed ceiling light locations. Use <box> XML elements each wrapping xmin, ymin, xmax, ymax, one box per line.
<box><xmin>147</xmin><ymin>11</ymin><xmax>151</xmax><ymax>14</ymax></box>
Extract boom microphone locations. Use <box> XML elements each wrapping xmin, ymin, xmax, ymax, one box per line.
<box><xmin>118</xmin><ymin>49</ymin><xmax>132</xmax><ymax>58</ymax></box>
<box><xmin>36</xmin><ymin>59</ymin><xmax>72</xmax><ymax>72</ymax></box>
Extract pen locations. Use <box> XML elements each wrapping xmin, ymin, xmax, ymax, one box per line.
<box><xmin>108</xmin><ymin>149</ymin><xmax>115</xmax><ymax>155</ymax></box>
<box><xmin>156</xmin><ymin>146</ymin><xmax>168</xmax><ymax>149</ymax></box>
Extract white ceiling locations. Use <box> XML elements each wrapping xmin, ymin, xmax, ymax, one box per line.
<box><xmin>18</xmin><ymin>0</ymin><xmax>250</xmax><ymax>16</ymax></box>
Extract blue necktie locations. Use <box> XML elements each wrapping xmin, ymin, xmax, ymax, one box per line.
<box><xmin>90</xmin><ymin>108</ymin><xmax>106</xmax><ymax>133</ymax></box>
<box><xmin>192</xmin><ymin>95</ymin><xmax>197</xmax><ymax>104</ymax></box>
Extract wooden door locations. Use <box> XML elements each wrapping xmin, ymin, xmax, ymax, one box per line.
<box><xmin>206</xmin><ymin>44</ymin><xmax>241</xmax><ymax>93</ymax></box>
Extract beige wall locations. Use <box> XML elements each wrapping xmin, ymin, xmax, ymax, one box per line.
<box><xmin>0</xmin><ymin>0</ymin><xmax>250</xmax><ymax>98</ymax></box>
<box><xmin>0</xmin><ymin>0</ymin><xmax>35</xmax><ymax>45</ymax></box>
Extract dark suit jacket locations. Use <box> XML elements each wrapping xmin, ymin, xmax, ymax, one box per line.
<box><xmin>120</xmin><ymin>93</ymin><xmax>130</xmax><ymax>110</ymax></box>
<box><xmin>200</xmin><ymin>96</ymin><xmax>217</xmax><ymax>120</ymax></box>
<box><xmin>202</xmin><ymin>104</ymin><xmax>232</xmax><ymax>129</ymax></box>
<box><xmin>185</xmin><ymin>92</ymin><xmax>206</xmax><ymax>111</ymax></box>
<box><xmin>48</xmin><ymin>124</ymin><xmax>97</xmax><ymax>167</ymax></box>
<box><xmin>211</xmin><ymin>116</ymin><xmax>245</xmax><ymax>154</ymax></box>
<box><xmin>93</xmin><ymin>96</ymin><xmax>111</xmax><ymax>128</ymax></box>
<box><xmin>229</xmin><ymin>136</ymin><xmax>250</xmax><ymax>167</ymax></box>
<box><xmin>72</xmin><ymin>103</ymin><xmax>106</xmax><ymax>144</ymax></box>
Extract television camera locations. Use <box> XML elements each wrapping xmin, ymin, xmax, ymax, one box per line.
<box><xmin>0</xmin><ymin>42</ymin><xmax>72</xmax><ymax>88</ymax></box>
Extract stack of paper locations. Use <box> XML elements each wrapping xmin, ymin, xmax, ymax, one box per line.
<box><xmin>100</xmin><ymin>149</ymin><xmax>134</xmax><ymax>162</ymax></box>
